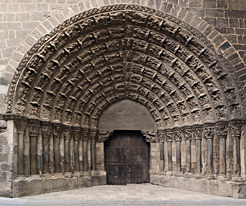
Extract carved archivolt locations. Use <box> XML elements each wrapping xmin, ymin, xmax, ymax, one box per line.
<box><xmin>5</xmin><ymin>4</ymin><xmax>245</xmax><ymax>131</ymax></box>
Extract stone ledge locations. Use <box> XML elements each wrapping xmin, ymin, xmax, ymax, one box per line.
<box><xmin>150</xmin><ymin>174</ymin><xmax>246</xmax><ymax>199</ymax></box>
<box><xmin>11</xmin><ymin>171</ymin><xmax>106</xmax><ymax>197</ymax></box>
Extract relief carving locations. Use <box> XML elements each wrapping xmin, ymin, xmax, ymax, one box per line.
<box><xmin>141</xmin><ymin>130</ymin><xmax>157</xmax><ymax>143</ymax></box>
<box><xmin>97</xmin><ymin>130</ymin><xmax>114</xmax><ymax>142</ymax></box>
<box><xmin>216</xmin><ymin>121</ymin><xmax>228</xmax><ymax>138</ymax></box>
<box><xmin>41</xmin><ymin>122</ymin><xmax>52</xmax><ymax>138</ymax></box>
<box><xmin>203</xmin><ymin>124</ymin><xmax>215</xmax><ymax>139</ymax></box>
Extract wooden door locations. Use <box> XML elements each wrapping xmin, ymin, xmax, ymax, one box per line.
<box><xmin>105</xmin><ymin>130</ymin><xmax>150</xmax><ymax>185</ymax></box>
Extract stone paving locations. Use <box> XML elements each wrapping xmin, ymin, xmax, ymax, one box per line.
<box><xmin>1</xmin><ymin>184</ymin><xmax>246</xmax><ymax>206</ymax></box>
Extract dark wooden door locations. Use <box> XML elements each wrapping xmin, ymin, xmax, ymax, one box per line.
<box><xmin>105</xmin><ymin>130</ymin><xmax>150</xmax><ymax>185</ymax></box>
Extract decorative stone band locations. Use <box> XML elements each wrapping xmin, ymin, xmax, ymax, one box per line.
<box><xmin>1</xmin><ymin>114</ymin><xmax>245</xmax><ymax>142</ymax></box>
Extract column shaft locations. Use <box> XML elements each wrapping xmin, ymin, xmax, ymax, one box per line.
<box><xmin>65</xmin><ymin>139</ymin><xmax>70</xmax><ymax>172</ymax></box>
<box><xmin>207</xmin><ymin>138</ymin><xmax>213</xmax><ymax>174</ymax></box>
<box><xmin>83</xmin><ymin>141</ymin><xmax>88</xmax><ymax>171</ymax></box>
<box><xmin>54</xmin><ymin>138</ymin><xmax>60</xmax><ymax>173</ymax></box>
<box><xmin>234</xmin><ymin>136</ymin><xmax>240</xmax><ymax>176</ymax></box>
<box><xmin>43</xmin><ymin>137</ymin><xmax>49</xmax><ymax>174</ymax></box>
<box><xmin>91</xmin><ymin>140</ymin><xmax>96</xmax><ymax>170</ymax></box>
<box><xmin>30</xmin><ymin>136</ymin><xmax>37</xmax><ymax>174</ymax></box>
<box><xmin>49</xmin><ymin>135</ymin><xmax>54</xmax><ymax>173</ymax></box>
<box><xmin>176</xmin><ymin>141</ymin><xmax>181</xmax><ymax>172</ymax></box>
<box><xmin>74</xmin><ymin>140</ymin><xmax>79</xmax><ymax>171</ymax></box>
<box><xmin>186</xmin><ymin>140</ymin><xmax>191</xmax><ymax>173</ymax></box>
<box><xmin>196</xmin><ymin>139</ymin><xmax>201</xmax><ymax>173</ymax></box>
<box><xmin>59</xmin><ymin>138</ymin><xmax>65</xmax><ymax>173</ymax></box>
<box><xmin>220</xmin><ymin>137</ymin><xmax>226</xmax><ymax>174</ymax></box>
<box><xmin>160</xmin><ymin>143</ymin><xmax>164</xmax><ymax>172</ymax></box>
<box><xmin>168</xmin><ymin>141</ymin><xmax>172</xmax><ymax>171</ymax></box>
<box><xmin>18</xmin><ymin>132</ymin><xmax>24</xmax><ymax>175</ymax></box>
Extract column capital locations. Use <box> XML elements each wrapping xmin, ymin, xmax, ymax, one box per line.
<box><xmin>173</xmin><ymin>128</ymin><xmax>182</xmax><ymax>142</ymax></box>
<box><xmin>192</xmin><ymin>124</ymin><xmax>203</xmax><ymax>140</ymax></box>
<box><xmin>157</xmin><ymin>129</ymin><xmax>165</xmax><ymax>142</ymax></box>
<box><xmin>82</xmin><ymin>127</ymin><xmax>90</xmax><ymax>142</ymax></box>
<box><xmin>28</xmin><ymin>119</ymin><xmax>41</xmax><ymax>137</ymax></box>
<box><xmin>164</xmin><ymin>129</ymin><xmax>173</xmax><ymax>142</ymax></box>
<box><xmin>215</xmin><ymin>120</ymin><xmax>228</xmax><ymax>138</ymax></box>
<box><xmin>182</xmin><ymin>126</ymin><xmax>192</xmax><ymax>141</ymax></box>
<box><xmin>41</xmin><ymin>121</ymin><xmax>52</xmax><ymax>138</ymax></box>
<box><xmin>73</xmin><ymin>127</ymin><xmax>81</xmax><ymax>141</ymax></box>
<box><xmin>63</xmin><ymin>125</ymin><xmax>72</xmax><ymax>140</ymax></box>
<box><xmin>203</xmin><ymin>123</ymin><xmax>215</xmax><ymax>139</ymax></box>
<box><xmin>90</xmin><ymin>129</ymin><xmax>98</xmax><ymax>142</ymax></box>
<box><xmin>52</xmin><ymin>122</ymin><xmax>63</xmax><ymax>139</ymax></box>
<box><xmin>97</xmin><ymin>130</ymin><xmax>114</xmax><ymax>142</ymax></box>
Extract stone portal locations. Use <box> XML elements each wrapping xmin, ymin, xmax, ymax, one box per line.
<box><xmin>0</xmin><ymin>3</ymin><xmax>246</xmax><ymax>198</ymax></box>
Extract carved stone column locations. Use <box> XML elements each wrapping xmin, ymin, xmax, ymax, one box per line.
<box><xmin>174</xmin><ymin>129</ymin><xmax>182</xmax><ymax>173</ymax></box>
<box><xmin>158</xmin><ymin>130</ymin><xmax>165</xmax><ymax>172</ymax></box>
<box><xmin>63</xmin><ymin>126</ymin><xmax>72</xmax><ymax>173</ymax></box>
<box><xmin>193</xmin><ymin>125</ymin><xmax>202</xmax><ymax>174</ymax></box>
<box><xmin>216</xmin><ymin>121</ymin><xmax>228</xmax><ymax>176</ymax></box>
<box><xmin>204</xmin><ymin>123</ymin><xmax>214</xmax><ymax>176</ymax></box>
<box><xmin>41</xmin><ymin>122</ymin><xmax>52</xmax><ymax>174</ymax></box>
<box><xmin>53</xmin><ymin>123</ymin><xmax>62</xmax><ymax>173</ymax></box>
<box><xmin>29</xmin><ymin>119</ymin><xmax>40</xmax><ymax>175</ymax></box>
<box><xmin>183</xmin><ymin>127</ymin><xmax>192</xmax><ymax>173</ymax></box>
<box><xmin>23</xmin><ymin>125</ymin><xmax>30</xmax><ymax>175</ymax></box>
<box><xmin>90</xmin><ymin>129</ymin><xmax>98</xmax><ymax>171</ymax></box>
<box><xmin>230</xmin><ymin>122</ymin><xmax>242</xmax><ymax>178</ymax></box>
<box><xmin>166</xmin><ymin>129</ymin><xmax>173</xmax><ymax>172</ymax></box>
<box><xmin>73</xmin><ymin>127</ymin><xmax>81</xmax><ymax>171</ymax></box>
<box><xmin>82</xmin><ymin>128</ymin><xmax>89</xmax><ymax>171</ymax></box>
<box><xmin>14</xmin><ymin>119</ymin><xmax>27</xmax><ymax>175</ymax></box>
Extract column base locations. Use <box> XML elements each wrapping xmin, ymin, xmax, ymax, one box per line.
<box><xmin>174</xmin><ymin>172</ymin><xmax>183</xmax><ymax>177</ymax></box>
<box><xmin>218</xmin><ymin>174</ymin><xmax>230</xmax><ymax>181</ymax></box>
<box><xmin>11</xmin><ymin>171</ymin><xmax>106</xmax><ymax>197</ymax></box>
<box><xmin>150</xmin><ymin>174</ymin><xmax>246</xmax><ymax>198</ymax></box>
<box><xmin>232</xmin><ymin>176</ymin><xmax>243</xmax><ymax>182</ymax></box>
<box><xmin>205</xmin><ymin>174</ymin><xmax>216</xmax><ymax>180</ymax></box>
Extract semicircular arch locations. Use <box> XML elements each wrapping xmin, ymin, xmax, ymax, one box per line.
<box><xmin>5</xmin><ymin>4</ymin><xmax>246</xmax><ymax>131</ymax></box>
